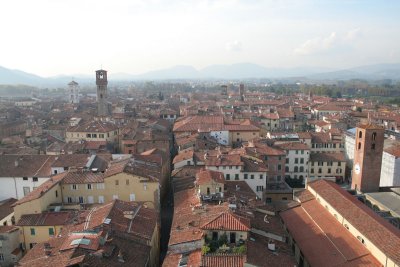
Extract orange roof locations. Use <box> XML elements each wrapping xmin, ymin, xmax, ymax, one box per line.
<box><xmin>308</xmin><ymin>180</ymin><xmax>400</xmax><ymax>265</ymax></box>
<box><xmin>357</xmin><ymin>123</ymin><xmax>385</xmax><ymax>130</ymax></box>
<box><xmin>201</xmin><ymin>212</ymin><xmax>250</xmax><ymax>231</ymax></box>
<box><xmin>201</xmin><ymin>254</ymin><xmax>245</xmax><ymax>267</ymax></box>
<box><xmin>196</xmin><ymin>169</ymin><xmax>225</xmax><ymax>185</ymax></box>
<box><xmin>280</xmin><ymin>199</ymin><xmax>381</xmax><ymax>267</ymax></box>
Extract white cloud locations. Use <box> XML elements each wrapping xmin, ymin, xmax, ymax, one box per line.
<box><xmin>293</xmin><ymin>32</ymin><xmax>337</xmax><ymax>55</ymax></box>
<box><xmin>226</xmin><ymin>40</ymin><xmax>243</xmax><ymax>52</ymax></box>
<box><xmin>345</xmin><ymin>28</ymin><xmax>362</xmax><ymax>41</ymax></box>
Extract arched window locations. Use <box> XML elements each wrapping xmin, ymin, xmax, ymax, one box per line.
<box><xmin>359</xmin><ymin>131</ymin><xmax>362</xmax><ymax>138</ymax></box>
<box><xmin>358</xmin><ymin>142</ymin><xmax>361</xmax><ymax>150</ymax></box>
<box><xmin>300</xmin><ymin>166</ymin><xmax>304</xmax><ymax>172</ymax></box>
<box><xmin>294</xmin><ymin>166</ymin><xmax>299</xmax><ymax>172</ymax></box>
<box><xmin>372</xmin><ymin>132</ymin><xmax>377</xmax><ymax>141</ymax></box>
<box><xmin>285</xmin><ymin>166</ymin><xmax>289</xmax><ymax>172</ymax></box>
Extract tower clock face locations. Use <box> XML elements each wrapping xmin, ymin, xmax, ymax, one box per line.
<box><xmin>355</xmin><ymin>163</ymin><xmax>361</xmax><ymax>174</ymax></box>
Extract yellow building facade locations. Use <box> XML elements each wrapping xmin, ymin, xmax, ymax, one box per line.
<box><xmin>61</xmin><ymin>172</ymin><xmax>159</xmax><ymax>209</ymax></box>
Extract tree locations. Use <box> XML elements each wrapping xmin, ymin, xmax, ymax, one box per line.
<box><xmin>232</xmin><ymin>245</ymin><xmax>247</xmax><ymax>254</ymax></box>
<box><xmin>202</xmin><ymin>245</ymin><xmax>210</xmax><ymax>255</ymax></box>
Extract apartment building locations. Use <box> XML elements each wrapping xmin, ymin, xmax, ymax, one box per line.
<box><xmin>0</xmin><ymin>155</ymin><xmax>56</xmax><ymax>200</ymax></box>
<box><xmin>276</xmin><ymin>142</ymin><xmax>310</xmax><ymax>181</ymax></box>
<box><xmin>65</xmin><ymin>120</ymin><xmax>119</xmax><ymax>143</ymax></box>
<box><xmin>308</xmin><ymin>153</ymin><xmax>346</xmax><ymax>182</ymax></box>
<box><xmin>61</xmin><ymin>159</ymin><xmax>160</xmax><ymax>209</ymax></box>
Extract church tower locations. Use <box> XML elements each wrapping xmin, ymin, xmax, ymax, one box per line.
<box><xmin>351</xmin><ymin>123</ymin><xmax>384</xmax><ymax>193</ymax></box>
<box><xmin>96</xmin><ymin>69</ymin><xmax>110</xmax><ymax>117</ymax></box>
<box><xmin>68</xmin><ymin>80</ymin><xmax>79</xmax><ymax>104</ymax></box>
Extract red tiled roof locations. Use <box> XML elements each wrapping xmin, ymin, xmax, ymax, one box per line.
<box><xmin>308</xmin><ymin>180</ymin><xmax>400</xmax><ymax>265</ymax></box>
<box><xmin>51</xmin><ymin>154</ymin><xmax>91</xmax><ymax>168</ymax></box>
<box><xmin>223</xmin><ymin>124</ymin><xmax>260</xmax><ymax>131</ymax></box>
<box><xmin>384</xmin><ymin>143</ymin><xmax>400</xmax><ymax>158</ymax></box>
<box><xmin>201</xmin><ymin>212</ymin><xmax>250</xmax><ymax>231</ymax></box>
<box><xmin>280</xmin><ymin>199</ymin><xmax>380</xmax><ymax>267</ymax></box>
<box><xmin>205</xmin><ymin>154</ymin><xmax>243</xmax><ymax>166</ymax></box>
<box><xmin>201</xmin><ymin>254</ymin><xmax>245</xmax><ymax>267</ymax></box>
<box><xmin>0</xmin><ymin>225</ymin><xmax>19</xmax><ymax>234</ymax></box>
<box><xmin>84</xmin><ymin>141</ymin><xmax>107</xmax><ymax>150</ymax></box>
<box><xmin>357</xmin><ymin>123</ymin><xmax>384</xmax><ymax>130</ymax></box>
<box><xmin>173</xmin><ymin>149</ymin><xmax>194</xmax><ymax>164</ymax></box>
<box><xmin>241</xmin><ymin>156</ymin><xmax>267</xmax><ymax>172</ymax></box>
<box><xmin>67</xmin><ymin>120</ymin><xmax>118</xmax><ymax>133</ymax></box>
<box><xmin>0</xmin><ymin>198</ymin><xmax>17</xmax><ymax>220</ymax></box>
<box><xmin>169</xmin><ymin>188</ymin><xmax>229</xmax><ymax>246</ymax></box>
<box><xmin>17</xmin><ymin>211</ymin><xmax>75</xmax><ymax>226</ymax></box>
<box><xmin>275</xmin><ymin>142</ymin><xmax>310</xmax><ymax>151</ymax></box>
<box><xmin>261</xmin><ymin>113</ymin><xmax>279</xmax><ymax>120</ymax></box>
<box><xmin>196</xmin><ymin>169</ymin><xmax>225</xmax><ymax>185</ymax></box>
<box><xmin>0</xmin><ymin>155</ymin><xmax>56</xmax><ymax>178</ymax></box>
<box><xmin>162</xmin><ymin>253</ymin><xmax>182</xmax><ymax>267</ymax></box>
<box><xmin>187</xmin><ymin>250</ymin><xmax>201</xmax><ymax>267</ymax></box>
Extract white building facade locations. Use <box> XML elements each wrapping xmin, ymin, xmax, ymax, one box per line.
<box><xmin>380</xmin><ymin>151</ymin><xmax>400</xmax><ymax>187</ymax></box>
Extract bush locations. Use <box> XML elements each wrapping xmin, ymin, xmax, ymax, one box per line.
<box><xmin>218</xmin><ymin>233</ymin><xmax>228</xmax><ymax>247</ymax></box>
<box><xmin>209</xmin><ymin>240</ymin><xmax>220</xmax><ymax>252</ymax></box>
<box><xmin>202</xmin><ymin>245</ymin><xmax>210</xmax><ymax>255</ymax></box>
<box><xmin>232</xmin><ymin>245</ymin><xmax>247</xmax><ymax>254</ymax></box>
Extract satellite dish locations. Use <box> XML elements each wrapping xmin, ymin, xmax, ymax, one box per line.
<box><xmin>264</xmin><ymin>214</ymin><xmax>269</xmax><ymax>224</ymax></box>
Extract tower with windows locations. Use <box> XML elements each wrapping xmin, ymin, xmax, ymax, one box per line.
<box><xmin>68</xmin><ymin>80</ymin><xmax>79</xmax><ymax>104</ymax></box>
<box><xmin>96</xmin><ymin>69</ymin><xmax>110</xmax><ymax>116</ymax></box>
<box><xmin>351</xmin><ymin>123</ymin><xmax>384</xmax><ymax>193</ymax></box>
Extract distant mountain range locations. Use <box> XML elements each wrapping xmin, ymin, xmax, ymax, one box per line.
<box><xmin>1</xmin><ymin>63</ymin><xmax>400</xmax><ymax>87</ymax></box>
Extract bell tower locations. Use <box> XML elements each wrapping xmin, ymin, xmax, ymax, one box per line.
<box><xmin>68</xmin><ymin>80</ymin><xmax>79</xmax><ymax>104</ymax></box>
<box><xmin>96</xmin><ymin>69</ymin><xmax>110</xmax><ymax>117</ymax></box>
<box><xmin>351</xmin><ymin>123</ymin><xmax>384</xmax><ymax>193</ymax></box>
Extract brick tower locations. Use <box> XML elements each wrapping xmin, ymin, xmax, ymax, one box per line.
<box><xmin>96</xmin><ymin>69</ymin><xmax>110</xmax><ymax>117</ymax></box>
<box><xmin>351</xmin><ymin>123</ymin><xmax>384</xmax><ymax>193</ymax></box>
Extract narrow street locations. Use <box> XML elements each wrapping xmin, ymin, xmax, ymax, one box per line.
<box><xmin>160</xmin><ymin>182</ymin><xmax>174</xmax><ymax>264</ymax></box>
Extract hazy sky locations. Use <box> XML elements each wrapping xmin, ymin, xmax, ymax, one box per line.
<box><xmin>1</xmin><ymin>0</ymin><xmax>399</xmax><ymax>76</ymax></box>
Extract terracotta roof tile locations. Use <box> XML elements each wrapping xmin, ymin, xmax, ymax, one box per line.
<box><xmin>162</xmin><ymin>253</ymin><xmax>182</xmax><ymax>267</ymax></box>
<box><xmin>17</xmin><ymin>211</ymin><xmax>75</xmax><ymax>226</ymax></box>
<box><xmin>0</xmin><ymin>198</ymin><xmax>17</xmax><ymax>220</ymax></box>
<box><xmin>196</xmin><ymin>169</ymin><xmax>225</xmax><ymax>185</ymax></box>
<box><xmin>201</xmin><ymin>212</ymin><xmax>250</xmax><ymax>231</ymax></box>
<box><xmin>201</xmin><ymin>254</ymin><xmax>245</xmax><ymax>267</ymax></box>
<box><xmin>309</xmin><ymin>152</ymin><xmax>345</xmax><ymax>162</ymax></box>
<box><xmin>0</xmin><ymin>155</ymin><xmax>56</xmax><ymax>177</ymax></box>
<box><xmin>67</xmin><ymin>120</ymin><xmax>118</xmax><ymax>133</ymax></box>
<box><xmin>280</xmin><ymin>199</ymin><xmax>380</xmax><ymax>267</ymax></box>
<box><xmin>308</xmin><ymin>180</ymin><xmax>400</xmax><ymax>265</ymax></box>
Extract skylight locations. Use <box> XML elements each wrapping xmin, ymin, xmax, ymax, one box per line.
<box><xmin>70</xmin><ymin>238</ymin><xmax>91</xmax><ymax>246</ymax></box>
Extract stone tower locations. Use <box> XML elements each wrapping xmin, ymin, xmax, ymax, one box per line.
<box><xmin>96</xmin><ymin>69</ymin><xmax>110</xmax><ymax>117</ymax></box>
<box><xmin>239</xmin><ymin>83</ymin><xmax>244</xmax><ymax>101</ymax></box>
<box><xmin>68</xmin><ymin>80</ymin><xmax>79</xmax><ymax>104</ymax></box>
<box><xmin>351</xmin><ymin>123</ymin><xmax>384</xmax><ymax>193</ymax></box>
